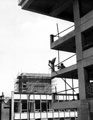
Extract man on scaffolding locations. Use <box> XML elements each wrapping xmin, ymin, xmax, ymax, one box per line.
<box><xmin>49</xmin><ymin>57</ymin><xmax>56</xmax><ymax>72</ymax></box>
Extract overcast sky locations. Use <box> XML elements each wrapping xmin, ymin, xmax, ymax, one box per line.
<box><xmin>0</xmin><ymin>0</ymin><xmax>75</xmax><ymax>96</ymax></box>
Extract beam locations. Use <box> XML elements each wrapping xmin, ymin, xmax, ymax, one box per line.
<box><xmin>81</xmin><ymin>18</ymin><xmax>93</xmax><ymax>33</ymax></box>
<box><xmin>51</xmin><ymin>64</ymin><xmax>77</xmax><ymax>79</ymax></box>
<box><xmin>51</xmin><ymin>30</ymin><xmax>75</xmax><ymax>51</ymax></box>
<box><xmin>50</xmin><ymin>0</ymin><xmax>72</xmax><ymax>16</ymax></box>
<box><xmin>21</xmin><ymin>0</ymin><xmax>34</xmax><ymax>9</ymax></box>
<box><xmin>81</xmin><ymin>10</ymin><xmax>93</xmax><ymax>25</ymax></box>
<box><xmin>89</xmin><ymin>100</ymin><xmax>93</xmax><ymax>112</ymax></box>
<box><xmin>83</xmin><ymin>47</ymin><xmax>93</xmax><ymax>59</ymax></box>
<box><xmin>80</xmin><ymin>56</ymin><xmax>93</xmax><ymax>67</ymax></box>
<box><xmin>18</xmin><ymin>0</ymin><xmax>25</xmax><ymax>6</ymax></box>
<box><xmin>52</xmin><ymin>100</ymin><xmax>80</xmax><ymax>109</ymax></box>
<box><xmin>52</xmin><ymin>100</ymin><xmax>93</xmax><ymax>110</ymax></box>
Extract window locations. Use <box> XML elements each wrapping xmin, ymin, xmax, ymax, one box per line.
<box><xmin>22</xmin><ymin>82</ymin><xmax>27</xmax><ymax>92</ymax></box>
<box><xmin>79</xmin><ymin>0</ymin><xmax>93</xmax><ymax>18</ymax></box>
<box><xmin>22</xmin><ymin>100</ymin><xmax>27</xmax><ymax>112</ymax></box>
<box><xmin>82</xmin><ymin>27</ymin><xmax>93</xmax><ymax>50</ymax></box>
<box><xmin>41</xmin><ymin>101</ymin><xmax>47</xmax><ymax>112</ymax></box>
<box><xmin>86</xmin><ymin>66</ymin><xmax>93</xmax><ymax>83</ymax></box>
<box><xmin>28</xmin><ymin>101</ymin><xmax>34</xmax><ymax>112</ymax></box>
<box><xmin>14</xmin><ymin>101</ymin><xmax>20</xmax><ymax>113</ymax></box>
<box><xmin>35</xmin><ymin>100</ymin><xmax>40</xmax><ymax>112</ymax></box>
<box><xmin>85</xmin><ymin>65</ymin><xmax>93</xmax><ymax>98</ymax></box>
<box><xmin>47</xmin><ymin>100</ymin><xmax>52</xmax><ymax>110</ymax></box>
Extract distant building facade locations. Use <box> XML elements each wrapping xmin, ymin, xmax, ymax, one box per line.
<box><xmin>12</xmin><ymin>73</ymin><xmax>53</xmax><ymax>120</ymax></box>
<box><xmin>15</xmin><ymin>73</ymin><xmax>51</xmax><ymax>93</ymax></box>
<box><xmin>11</xmin><ymin>73</ymin><xmax>78</xmax><ymax>120</ymax></box>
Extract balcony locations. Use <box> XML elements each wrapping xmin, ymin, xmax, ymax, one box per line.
<box><xmin>51</xmin><ymin>64</ymin><xmax>78</xmax><ymax>79</ymax></box>
<box><xmin>50</xmin><ymin>25</ymin><xmax>75</xmax><ymax>53</ymax></box>
<box><xmin>49</xmin><ymin>52</ymin><xmax>77</xmax><ymax>79</ymax></box>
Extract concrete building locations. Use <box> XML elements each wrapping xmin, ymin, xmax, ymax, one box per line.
<box><xmin>12</xmin><ymin>73</ymin><xmax>78</xmax><ymax>120</ymax></box>
<box><xmin>12</xmin><ymin>73</ymin><xmax>52</xmax><ymax>120</ymax></box>
<box><xmin>14</xmin><ymin>73</ymin><xmax>51</xmax><ymax>93</ymax></box>
<box><xmin>18</xmin><ymin>0</ymin><xmax>93</xmax><ymax>120</ymax></box>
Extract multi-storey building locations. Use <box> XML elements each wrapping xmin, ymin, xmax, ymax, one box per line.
<box><xmin>12</xmin><ymin>73</ymin><xmax>52</xmax><ymax>120</ymax></box>
<box><xmin>18</xmin><ymin>0</ymin><xmax>93</xmax><ymax>120</ymax></box>
<box><xmin>12</xmin><ymin>73</ymin><xmax>78</xmax><ymax>120</ymax></box>
<box><xmin>14</xmin><ymin>73</ymin><xmax>51</xmax><ymax>93</ymax></box>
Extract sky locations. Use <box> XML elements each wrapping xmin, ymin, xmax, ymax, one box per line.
<box><xmin>0</xmin><ymin>0</ymin><xmax>75</xmax><ymax>96</ymax></box>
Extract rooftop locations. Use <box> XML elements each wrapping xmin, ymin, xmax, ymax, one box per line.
<box><xmin>16</xmin><ymin>73</ymin><xmax>51</xmax><ymax>83</ymax></box>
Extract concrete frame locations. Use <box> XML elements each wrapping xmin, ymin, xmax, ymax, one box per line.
<box><xmin>18</xmin><ymin>0</ymin><xmax>93</xmax><ymax>119</ymax></box>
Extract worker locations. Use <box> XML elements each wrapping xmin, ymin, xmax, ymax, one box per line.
<box><xmin>58</xmin><ymin>63</ymin><xmax>65</xmax><ymax>69</ymax></box>
<box><xmin>49</xmin><ymin>58</ymin><xmax>56</xmax><ymax>72</ymax></box>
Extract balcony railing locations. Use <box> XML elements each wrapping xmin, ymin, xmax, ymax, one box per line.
<box><xmin>49</xmin><ymin>53</ymin><xmax>76</xmax><ymax>73</ymax></box>
<box><xmin>50</xmin><ymin>25</ymin><xmax>75</xmax><ymax>43</ymax></box>
<box><xmin>56</xmin><ymin>54</ymin><xmax>76</xmax><ymax>72</ymax></box>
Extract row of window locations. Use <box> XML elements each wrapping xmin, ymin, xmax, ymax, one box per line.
<box><xmin>82</xmin><ymin>27</ymin><xmax>93</xmax><ymax>50</ymax></box>
<box><xmin>14</xmin><ymin>100</ymin><xmax>52</xmax><ymax>113</ymax></box>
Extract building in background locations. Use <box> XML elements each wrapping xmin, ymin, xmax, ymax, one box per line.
<box><xmin>0</xmin><ymin>93</ymin><xmax>11</xmax><ymax>120</ymax></box>
<box><xmin>12</xmin><ymin>73</ymin><xmax>52</xmax><ymax>120</ymax></box>
<box><xmin>18</xmin><ymin>0</ymin><xmax>93</xmax><ymax>120</ymax></box>
<box><xmin>11</xmin><ymin>73</ymin><xmax>78</xmax><ymax>120</ymax></box>
<box><xmin>14</xmin><ymin>73</ymin><xmax>51</xmax><ymax>93</ymax></box>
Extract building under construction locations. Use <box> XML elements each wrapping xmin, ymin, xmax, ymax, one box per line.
<box><xmin>12</xmin><ymin>73</ymin><xmax>52</xmax><ymax>120</ymax></box>
<box><xmin>11</xmin><ymin>73</ymin><xmax>78</xmax><ymax>120</ymax></box>
<box><xmin>18</xmin><ymin>0</ymin><xmax>93</xmax><ymax>120</ymax></box>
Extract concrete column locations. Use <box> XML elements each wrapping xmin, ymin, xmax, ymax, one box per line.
<box><xmin>11</xmin><ymin>91</ymin><xmax>14</xmax><ymax>120</ymax></box>
<box><xmin>73</xmin><ymin>0</ymin><xmax>87</xmax><ymax>100</ymax></box>
<box><xmin>73</xmin><ymin>1</ymin><xmax>91</xmax><ymax>119</ymax></box>
<box><xmin>77</xmin><ymin>61</ymin><xmax>87</xmax><ymax>99</ymax></box>
<box><xmin>73</xmin><ymin>0</ymin><xmax>83</xmax><ymax>61</ymax></box>
<box><xmin>78</xmin><ymin>100</ymin><xmax>90</xmax><ymax>120</ymax></box>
